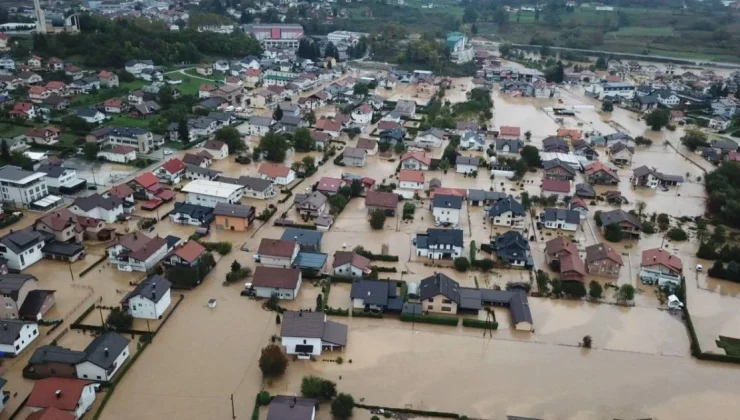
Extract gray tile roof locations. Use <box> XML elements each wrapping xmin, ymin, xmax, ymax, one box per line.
<box><xmin>542</xmin><ymin>208</ymin><xmax>580</xmax><ymax>224</ymax></box>
<box><xmin>73</xmin><ymin>193</ymin><xmax>123</xmax><ymax>212</ymax></box>
<box><xmin>213</xmin><ymin>202</ymin><xmax>254</xmax><ymax>218</ymax></box>
<box><xmin>0</xmin><ymin>228</ymin><xmax>45</xmax><ymax>254</ymax></box>
<box><xmin>488</xmin><ymin>196</ymin><xmax>524</xmax><ymax>217</ymax></box>
<box><xmin>543</xmin><ymin>158</ymin><xmax>576</xmax><ymax>175</ymax></box>
<box><xmin>456</xmin><ymin>155</ymin><xmax>480</xmax><ymax>166</ymax></box>
<box><xmin>418</xmin><ymin>228</ymin><xmax>463</xmax><ymax>248</ymax></box>
<box><xmin>342</xmin><ymin>147</ymin><xmax>366</xmax><ymax>159</ymax></box>
<box><xmin>0</xmin><ymin>273</ymin><xmax>36</xmax><ymax>300</ymax></box>
<box><xmin>281</xmin><ymin>228</ymin><xmax>323</xmax><ymax>247</ymax></box>
<box><xmin>249</xmin><ymin>116</ymin><xmax>273</xmax><ymax>127</ymax></box>
<box><xmin>280</xmin><ymin>311</ymin><xmax>347</xmax><ymax>346</ymax></box>
<box><xmin>267</xmin><ymin>396</ymin><xmax>317</xmax><ymax>420</ymax></box>
<box><xmin>29</xmin><ymin>345</ymin><xmax>85</xmax><ymax>365</ymax></box>
<box><xmin>419</xmin><ymin>272</ymin><xmax>460</xmax><ymax>303</ymax></box>
<box><xmin>122</xmin><ymin>274</ymin><xmax>171</xmax><ymax>304</ymax></box>
<box><xmin>495</xmin><ymin>138</ymin><xmax>524</xmax><ymax>153</ymax></box>
<box><xmin>350</xmin><ymin>279</ymin><xmax>399</xmax><ymax>307</ymax></box>
<box><xmin>218</xmin><ymin>175</ymin><xmax>273</xmax><ymax>192</ymax></box>
<box><xmin>172</xmin><ymin>202</ymin><xmax>214</xmax><ymax>222</ymax></box>
<box><xmin>0</xmin><ymin>320</ymin><xmax>34</xmax><ymax>345</ymax></box>
<box><xmin>432</xmin><ymin>194</ymin><xmax>463</xmax><ymax>210</ymax></box>
<box><xmin>84</xmin><ymin>332</ymin><xmax>130</xmax><ymax>369</ymax></box>
<box><xmin>599</xmin><ymin>209</ymin><xmax>642</xmax><ymax>229</ymax></box>
<box><xmin>0</xmin><ymin>165</ymin><xmax>36</xmax><ymax>182</ymax></box>
<box><xmin>186</xmin><ymin>164</ymin><xmax>221</xmax><ymax>178</ymax></box>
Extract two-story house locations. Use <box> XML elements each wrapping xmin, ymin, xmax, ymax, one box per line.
<box><xmin>400</xmin><ymin>151</ymin><xmax>432</xmax><ymax>171</ymax></box>
<box><xmin>0</xmin><ymin>273</ymin><xmax>55</xmax><ymax>321</ymax></box>
<box><xmin>182</xmin><ymin>179</ymin><xmax>243</xmax><ymax>208</ymax></box>
<box><xmin>540</xmin><ymin>208</ymin><xmax>580</xmax><ymax>232</ymax></box>
<box><xmin>0</xmin><ymin>229</ymin><xmax>46</xmax><ymax>271</ymax></box>
<box><xmin>487</xmin><ymin>196</ymin><xmax>525</xmax><ymax>229</ymax></box>
<box><xmin>258</xmin><ymin>163</ymin><xmax>295</xmax><ymax>186</ymax></box>
<box><xmin>398</xmin><ymin>170</ymin><xmax>424</xmax><ymax>192</ymax></box>
<box><xmin>632</xmin><ymin>166</ymin><xmax>684</xmax><ymax>189</ymax></box>
<box><xmin>599</xmin><ymin>209</ymin><xmax>642</xmax><ymax>239</ymax></box>
<box><xmin>584</xmin><ymin>161</ymin><xmax>619</xmax><ymax>185</ymax></box>
<box><xmin>69</xmin><ymin>194</ymin><xmax>124</xmax><ymax>224</ymax></box>
<box><xmin>414</xmin><ymin>228</ymin><xmax>463</xmax><ymax>260</ymax></box>
<box><xmin>106</xmin><ymin>232</ymin><xmax>169</xmax><ymax>272</ymax></box>
<box><xmin>295</xmin><ymin>191</ymin><xmax>328</xmax><ymax>219</ymax></box>
<box><xmin>419</xmin><ymin>273</ymin><xmax>459</xmax><ymax>314</ymax></box>
<box><xmin>585</xmin><ymin>243</ymin><xmax>623</xmax><ymax>277</ymax></box>
<box><xmin>255</xmin><ymin>239</ymin><xmax>300</xmax><ymax>268</ymax></box>
<box><xmin>431</xmin><ymin>194</ymin><xmax>463</xmax><ymax>225</ymax></box>
<box><xmin>492</xmin><ymin>230</ymin><xmax>532</xmax><ymax>268</ymax></box>
<box><xmin>120</xmin><ymin>274</ymin><xmax>172</xmax><ymax>319</ymax></box>
<box><xmin>543</xmin><ymin>159</ymin><xmax>576</xmax><ymax>181</ymax></box>
<box><xmin>607</xmin><ymin>142</ymin><xmax>634</xmax><ymax>166</ymax></box>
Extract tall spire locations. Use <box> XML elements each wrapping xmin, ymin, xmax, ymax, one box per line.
<box><xmin>34</xmin><ymin>0</ymin><xmax>47</xmax><ymax>34</ymax></box>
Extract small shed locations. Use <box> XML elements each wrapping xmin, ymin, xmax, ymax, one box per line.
<box><xmin>406</xmin><ymin>282</ymin><xmax>419</xmax><ymax>298</ymax></box>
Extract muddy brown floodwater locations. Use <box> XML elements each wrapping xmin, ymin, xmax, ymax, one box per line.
<box><xmin>3</xmin><ymin>72</ymin><xmax>725</xmax><ymax>420</ymax></box>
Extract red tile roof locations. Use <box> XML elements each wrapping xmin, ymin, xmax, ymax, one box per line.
<box><xmin>111</xmin><ymin>145</ymin><xmax>137</xmax><ymax>155</ymax></box>
<box><xmin>258</xmin><ymin>163</ymin><xmax>290</xmax><ymax>178</ymax></box>
<box><xmin>377</xmin><ymin>121</ymin><xmax>401</xmax><ymax>130</ymax></box>
<box><xmin>246</xmin><ymin>68</ymin><xmax>262</xmax><ymax>76</ymax></box>
<box><xmin>135</xmin><ymin>172</ymin><xmax>159</xmax><ymax>188</ymax></box>
<box><xmin>252</xmin><ymin>266</ymin><xmax>301</xmax><ymax>289</ymax></box>
<box><xmin>499</xmin><ymin>126</ymin><xmax>521</xmax><ymax>137</ymax></box>
<box><xmin>45</xmin><ymin>81</ymin><xmax>64</xmax><ymax>90</ymax></box>
<box><xmin>316</xmin><ymin>119</ymin><xmax>342</xmax><ymax>132</ymax></box>
<box><xmin>25</xmin><ymin>407</ymin><xmax>76</xmax><ymax>420</ymax></box>
<box><xmin>27</xmin><ymin>378</ymin><xmax>93</xmax><ymax>412</ymax></box>
<box><xmin>318</xmin><ymin>177</ymin><xmax>343</xmax><ymax>193</ymax></box>
<box><xmin>356</xmin><ymin>138</ymin><xmax>377</xmax><ymax>150</ymax></box>
<box><xmin>429</xmin><ymin>187</ymin><xmax>467</xmax><ymax>198</ymax></box>
<box><xmin>584</xmin><ymin>161</ymin><xmax>618</xmax><ymax>180</ymax></box>
<box><xmin>559</xmin><ymin>253</ymin><xmax>586</xmax><ymax>279</ymax></box>
<box><xmin>400</xmin><ymin>151</ymin><xmax>432</xmax><ymax>166</ymax></box>
<box><xmin>545</xmin><ymin>237</ymin><xmax>578</xmax><ymax>257</ymax></box>
<box><xmin>104</xmin><ymin>98</ymin><xmax>123</xmax><ymax>107</ymax></box>
<box><xmin>173</xmin><ymin>241</ymin><xmax>206</xmax><ymax>263</ymax></box>
<box><xmin>641</xmin><ymin>248</ymin><xmax>682</xmax><ymax>273</ymax></box>
<box><xmin>332</xmin><ymin>251</ymin><xmax>371</xmax><ymax>269</ymax></box>
<box><xmin>258</xmin><ymin>238</ymin><xmax>296</xmax><ymax>258</ymax></box>
<box><xmin>557</xmin><ymin>129</ymin><xmax>582</xmax><ymax>141</ymax></box>
<box><xmin>365</xmin><ymin>191</ymin><xmax>398</xmax><ymax>209</ymax></box>
<box><xmin>541</xmin><ymin>179</ymin><xmax>570</xmax><ymax>193</ymax></box>
<box><xmin>399</xmin><ymin>170</ymin><xmax>424</xmax><ymax>183</ymax></box>
<box><xmin>161</xmin><ymin>158</ymin><xmax>186</xmax><ymax>174</ymax></box>
<box><xmin>99</xmin><ymin>70</ymin><xmax>114</xmax><ymax>79</ymax></box>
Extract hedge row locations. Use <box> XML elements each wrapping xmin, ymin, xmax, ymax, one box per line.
<box><xmin>325</xmin><ymin>307</ymin><xmax>349</xmax><ymax>316</ymax></box>
<box><xmin>354</xmin><ymin>403</ymin><xmax>461</xmax><ymax>419</ymax></box>
<box><xmin>371</xmin><ymin>265</ymin><xmax>397</xmax><ymax>273</ymax></box>
<box><xmin>352</xmin><ymin>310</ymin><xmax>383</xmax><ymax>318</ymax></box>
<box><xmin>462</xmin><ymin>318</ymin><xmax>499</xmax><ymax>330</ymax></box>
<box><xmin>354</xmin><ymin>249</ymin><xmax>400</xmax><ymax>262</ymax></box>
<box><xmin>399</xmin><ymin>313</ymin><xmax>458</xmax><ymax>326</ymax></box>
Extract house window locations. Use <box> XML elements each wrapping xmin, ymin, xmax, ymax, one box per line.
<box><xmin>97</xmin><ymin>376</ymin><xmax>101</xmax><ymax>380</ymax></box>
<box><xmin>4</xmin><ymin>302</ymin><xmax>11</xmax><ymax>308</ymax></box>
<box><xmin>83</xmin><ymin>374</ymin><xmax>88</xmax><ymax>378</ymax></box>
<box><xmin>441</xmin><ymin>307</ymin><xmax>452</xmax><ymax>312</ymax></box>
<box><xmin>442</xmin><ymin>299</ymin><xmax>452</xmax><ymax>304</ymax></box>
<box><xmin>427</xmin><ymin>305</ymin><xmax>433</xmax><ymax>310</ymax></box>
<box><xmin>427</xmin><ymin>298</ymin><xmax>433</xmax><ymax>302</ymax></box>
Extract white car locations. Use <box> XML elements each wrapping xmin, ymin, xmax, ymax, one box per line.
<box><xmin>163</xmin><ymin>149</ymin><xmax>173</xmax><ymax>156</ymax></box>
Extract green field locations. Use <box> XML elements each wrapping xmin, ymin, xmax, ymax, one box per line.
<box><xmin>182</xmin><ymin>68</ymin><xmax>221</xmax><ymax>82</ymax></box>
<box><xmin>168</xmin><ymin>73</ymin><xmax>209</xmax><ymax>96</ymax></box>
<box><xmin>71</xmin><ymin>80</ymin><xmax>146</xmax><ymax>107</ymax></box>
<box><xmin>611</xmin><ymin>26</ymin><xmax>675</xmax><ymax>36</ymax></box>
<box><xmin>103</xmin><ymin>115</ymin><xmax>152</xmax><ymax>129</ymax></box>
<box><xmin>0</xmin><ymin>123</ymin><xmax>29</xmax><ymax>138</ymax></box>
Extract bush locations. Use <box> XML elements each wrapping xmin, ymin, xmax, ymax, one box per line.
<box><xmin>582</xmin><ymin>335</ymin><xmax>593</xmax><ymax>348</ymax></box>
<box><xmin>370</xmin><ymin>209</ymin><xmax>386</xmax><ymax>229</ymax></box>
<box><xmin>588</xmin><ymin>280</ymin><xmax>603</xmax><ymax>299</ymax></box>
<box><xmin>453</xmin><ymin>257</ymin><xmax>470</xmax><ymax>272</ymax></box>
<box><xmin>331</xmin><ymin>393</ymin><xmax>355</xmax><ymax>420</ymax></box>
<box><xmin>324</xmin><ymin>307</ymin><xmax>350</xmax><ymax>316</ymax></box>
<box><xmin>562</xmin><ymin>281</ymin><xmax>586</xmax><ymax>298</ymax></box>
<box><xmin>225</xmin><ymin>267</ymin><xmax>252</xmax><ymax>284</ymax></box>
<box><xmin>667</xmin><ymin>227</ymin><xmax>688</xmax><ymax>241</ymax></box>
<box><xmin>471</xmin><ymin>258</ymin><xmax>494</xmax><ymax>271</ymax></box>
<box><xmin>198</xmin><ymin>240</ymin><xmax>232</xmax><ymax>255</ymax></box>
<box><xmin>353</xmin><ymin>246</ymin><xmax>399</xmax><ymax>261</ymax></box>
<box><xmin>399</xmin><ymin>313</ymin><xmax>458</xmax><ymax>326</ymax></box>
<box><xmin>258</xmin><ymin>391</ymin><xmax>271</xmax><ymax>406</ymax></box>
<box><xmin>462</xmin><ymin>318</ymin><xmax>499</xmax><ymax>329</ymax></box>
<box><xmin>352</xmin><ymin>310</ymin><xmax>383</xmax><ymax>318</ymax></box>
<box><xmin>259</xmin><ymin>344</ymin><xmax>288</xmax><ymax>377</ymax></box>
<box><xmin>641</xmin><ymin>221</ymin><xmax>656</xmax><ymax>234</ymax></box>
<box><xmin>105</xmin><ymin>307</ymin><xmax>133</xmax><ymax>331</ymax></box>
<box><xmin>301</xmin><ymin>375</ymin><xmax>337</xmax><ymax>400</ymax></box>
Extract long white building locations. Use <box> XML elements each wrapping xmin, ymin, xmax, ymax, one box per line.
<box><xmin>182</xmin><ymin>179</ymin><xmax>243</xmax><ymax>208</ymax></box>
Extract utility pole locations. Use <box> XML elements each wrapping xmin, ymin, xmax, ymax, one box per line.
<box><xmin>98</xmin><ymin>306</ymin><xmax>105</xmax><ymax>327</ymax></box>
<box><xmin>231</xmin><ymin>394</ymin><xmax>236</xmax><ymax>419</ymax></box>
<box><xmin>69</xmin><ymin>263</ymin><xmax>74</xmax><ymax>282</ymax></box>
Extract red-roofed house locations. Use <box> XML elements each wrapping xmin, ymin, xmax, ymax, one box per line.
<box><xmin>97</xmin><ymin>145</ymin><xmax>137</xmax><ymax>164</ymax></box>
<box><xmin>245</xmin><ymin>68</ymin><xmax>263</xmax><ymax>88</ymax></box>
<box><xmin>157</xmin><ymin>159</ymin><xmax>186</xmax><ymax>184</ymax></box>
<box><xmin>25</xmin><ymin>407</ymin><xmax>76</xmax><ymax>420</ymax></box>
<box><xmin>258</xmin><ymin>163</ymin><xmax>295</xmax><ymax>185</ymax></box>
<box><xmin>498</xmin><ymin>126</ymin><xmax>521</xmax><ymax>139</ymax></box>
<box><xmin>103</xmin><ymin>98</ymin><xmax>125</xmax><ymax>114</ymax></box>
<box><xmin>107</xmin><ymin>232</ymin><xmax>169</xmax><ymax>272</ymax></box>
<box><xmin>317</xmin><ymin>177</ymin><xmax>345</xmax><ymax>196</ymax></box>
<box><xmin>98</xmin><ymin>70</ymin><xmax>119</xmax><ymax>88</ymax></box>
<box><xmin>10</xmin><ymin>102</ymin><xmax>37</xmax><ymax>119</ymax></box>
<box><xmin>398</xmin><ymin>170</ymin><xmax>425</xmax><ymax>191</ymax></box>
<box><xmin>105</xmin><ymin>183</ymin><xmax>136</xmax><ymax>213</ymax></box>
<box><xmin>584</xmin><ymin>161</ymin><xmax>619</xmax><ymax>185</ymax></box>
<box><xmin>315</xmin><ymin>119</ymin><xmax>342</xmax><ymax>137</ymax></box>
<box><xmin>641</xmin><ymin>248</ymin><xmax>682</xmax><ymax>275</ymax></box>
<box><xmin>199</xmin><ymin>84</ymin><xmax>217</xmax><ymax>99</ymax></box>
<box><xmin>728</xmin><ymin>151</ymin><xmax>740</xmax><ymax>162</ymax></box>
<box><xmin>559</xmin><ymin>253</ymin><xmax>586</xmax><ymax>283</ymax></box>
<box><xmin>557</xmin><ymin>129</ymin><xmax>582</xmax><ymax>143</ymax></box>
<box><xmin>400</xmin><ymin>151</ymin><xmax>432</xmax><ymax>170</ymax></box>
<box><xmin>26</xmin><ymin>378</ymin><xmax>98</xmax><ymax>419</ymax></box>
<box><xmin>163</xmin><ymin>240</ymin><xmax>207</xmax><ymax>268</ymax></box>
<box><xmin>28</xmin><ymin>86</ymin><xmax>49</xmax><ymax>103</ymax></box>
<box><xmin>541</xmin><ymin>179</ymin><xmax>571</xmax><ymax>201</ymax></box>
<box><xmin>132</xmin><ymin>172</ymin><xmax>164</xmax><ymax>199</ymax></box>
<box><xmin>351</xmin><ymin>104</ymin><xmax>373</xmax><ymax>124</ymax></box>
<box><xmin>25</xmin><ymin>126</ymin><xmax>60</xmax><ymax>145</ymax></box>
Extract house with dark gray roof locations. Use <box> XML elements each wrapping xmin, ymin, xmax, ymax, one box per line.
<box><xmin>572</xmin><ymin>139</ymin><xmax>599</xmax><ymax>160</ymax></box>
<box><xmin>69</xmin><ymin>193</ymin><xmax>124</xmax><ymax>223</ymax></box>
<box><xmin>0</xmin><ymin>319</ymin><xmax>39</xmax><ymax>356</ymax></box>
<box><xmin>456</xmin><ymin>155</ymin><xmax>480</xmax><ymax>173</ymax></box>
<box><xmin>487</xmin><ymin>196</ymin><xmax>525</xmax><ymax>229</ymax></box>
<box><xmin>492</xmin><ymin>230</ymin><xmax>532</xmax><ymax>268</ymax></box>
<box><xmin>467</xmin><ymin>189</ymin><xmax>506</xmax><ymax>206</ymax></box>
<box><xmin>185</xmin><ymin>164</ymin><xmax>222</xmax><ymax>181</ymax></box>
<box><xmin>169</xmin><ymin>202</ymin><xmax>215</xmax><ymax>226</ymax></box>
<box><xmin>542</xmin><ymin>136</ymin><xmax>569</xmax><ymax>153</ymax></box>
<box><xmin>218</xmin><ymin>175</ymin><xmax>276</xmax><ymax>200</ymax></box>
<box><xmin>281</xmin><ymin>228</ymin><xmax>323</xmax><ymax>251</ymax></box>
<box><xmin>495</xmin><ymin>138</ymin><xmax>524</xmax><ymax>156</ymax></box>
<box><xmin>120</xmin><ymin>274</ymin><xmax>172</xmax><ymax>320</ymax></box>
<box><xmin>350</xmin><ymin>279</ymin><xmax>403</xmax><ymax>312</ymax></box>
<box><xmin>632</xmin><ymin>165</ymin><xmax>684</xmax><ymax>189</ymax></box>
<box><xmin>599</xmin><ymin>209</ymin><xmax>642</xmax><ymax>238</ymax></box>
<box><xmin>267</xmin><ymin>396</ymin><xmax>318</xmax><ymax>420</ymax></box>
<box><xmin>415</xmin><ymin>228</ymin><xmax>463</xmax><ymax>260</ymax></box>
<box><xmin>280</xmin><ymin>311</ymin><xmax>347</xmax><ymax>358</ymax></box>
<box><xmin>76</xmin><ymin>332</ymin><xmax>130</xmax><ymax>381</ymax></box>
<box><xmin>575</xmin><ymin>183</ymin><xmax>596</xmax><ymax>199</ymax></box>
<box><xmin>540</xmin><ymin>208</ymin><xmax>580</xmax><ymax>232</ymax></box>
<box><xmin>543</xmin><ymin>158</ymin><xmax>576</xmax><ymax>180</ymax></box>
<box><xmin>431</xmin><ymin>194</ymin><xmax>463</xmax><ymax>225</ymax></box>
<box><xmin>0</xmin><ymin>228</ymin><xmax>46</xmax><ymax>270</ymax></box>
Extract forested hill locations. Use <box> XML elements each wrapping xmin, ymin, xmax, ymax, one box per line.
<box><xmin>30</xmin><ymin>15</ymin><xmax>263</xmax><ymax>69</ymax></box>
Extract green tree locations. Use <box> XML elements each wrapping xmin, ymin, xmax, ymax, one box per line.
<box><xmin>353</xmin><ymin>83</ymin><xmax>369</xmax><ymax>96</ymax></box>
<box><xmin>551</xmin><ymin>278</ymin><xmax>563</xmax><ymax>296</ymax></box>
<box><xmin>328</xmin><ymin>194</ymin><xmax>348</xmax><ymax>215</ymax></box>
<box><xmin>301</xmin><ymin>375</ymin><xmax>337</xmax><ymax>400</ymax></box>
<box><xmin>350</xmin><ymin>179</ymin><xmax>362</xmax><ymax>197</ymax></box>
<box><xmin>562</xmin><ymin>281</ymin><xmax>586</xmax><ymax>298</ymax></box>
<box><xmin>634</xmin><ymin>136</ymin><xmax>652</xmax><ymax>146</ymax></box>
<box><xmin>258</xmin><ymin>344</ymin><xmax>288</xmax><ymax>377</ymax></box>
<box><xmin>463</xmin><ymin>7</ymin><xmax>478</xmax><ymax>23</ymax></box>
<box><xmin>0</xmin><ymin>139</ymin><xmax>9</xmax><ymax>163</ymax></box>
<box><xmin>680</xmin><ymin>128</ymin><xmax>709</xmax><ymax>151</ymax></box>
<box><xmin>667</xmin><ymin>227</ymin><xmax>688</xmax><ymax>241</ymax></box>
<box><xmin>617</xmin><ymin>284</ymin><xmax>635</xmax><ymax>301</ymax></box>
<box><xmin>471</xmin><ymin>23</ymin><xmax>478</xmax><ymax>35</ymax></box>
<box><xmin>231</xmin><ymin>260</ymin><xmax>241</xmax><ymax>272</ymax></box>
<box><xmin>601</xmin><ymin>101</ymin><xmax>614</xmax><ymax>113</ymax></box>
<box><xmin>292</xmin><ymin>128</ymin><xmax>313</xmax><ymax>152</ymax></box>
<box><xmin>635</xmin><ymin>201</ymin><xmax>646</xmax><ymax>217</ymax></box>
<box><xmin>259</xmin><ymin>132</ymin><xmax>289</xmax><ymax>162</ymax></box>
<box><xmin>595</xmin><ymin>57</ymin><xmax>607</xmax><ymax>70</ymax></box>
<box><xmin>331</xmin><ymin>393</ymin><xmax>355</xmax><ymax>420</ymax></box>
<box><xmin>302</xmin><ymin>156</ymin><xmax>316</xmax><ymax>174</ymax></box>
<box><xmin>304</xmin><ymin>110</ymin><xmax>316</xmax><ymax>126</ymax></box>
<box><xmin>536</xmin><ymin>270</ymin><xmax>550</xmax><ymax>294</ymax></box>
<box><xmin>394</xmin><ymin>141</ymin><xmax>406</xmax><ymax>155</ymax></box>
<box><xmin>604</xmin><ymin>224</ymin><xmax>623</xmax><ymax>242</ymax></box>
<box><xmin>369</xmin><ymin>209</ymin><xmax>386</xmax><ymax>229</ymax></box>
<box><xmin>588</xmin><ymin>281</ymin><xmax>603</xmax><ymax>299</ymax></box>
<box><xmin>520</xmin><ymin>145</ymin><xmax>542</xmax><ymax>168</ymax></box>
<box><xmin>106</xmin><ymin>307</ymin><xmax>133</xmax><ymax>331</ymax></box>
<box><xmin>177</xmin><ymin>119</ymin><xmax>190</xmax><ymax>144</ymax></box>
<box><xmin>534</xmin><ymin>7</ymin><xmax>540</xmax><ymax>21</ymax></box>
<box><xmin>215</xmin><ymin>126</ymin><xmax>245</xmax><ymax>154</ymax></box>
<box><xmin>454</xmin><ymin>257</ymin><xmax>470</xmax><ymax>272</ymax></box>
<box><xmin>83</xmin><ymin>143</ymin><xmax>98</xmax><ymax>161</ymax></box>
<box><xmin>273</xmin><ymin>106</ymin><xmax>283</xmax><ymax>121</ymax></box>
<box><xmin>645</xmin><ymin>109</ymin><xmax>669</xmax><ymax>131</ymax></box>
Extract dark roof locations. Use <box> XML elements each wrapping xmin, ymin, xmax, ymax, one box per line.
<box><xmin>218</xmin><ymin>175</ymin><xmax>273</xmax><ymax>192</ymax></box>
<box><xmin>543</xmin><ymin>159</ymin><xmax>576</xmax><ymax>175</ymax></box>
<box><xmin>493</xmin><ymin>231</ymin><xmax>530</xmax><ymax>261</ymax></box>
<box><xmin>0</xmin><ymin>165</ymin><xmax>37</xmax><ymax>181</ymax></box>
<box><xmin>468</xmin><ymin>189</ymin><xmax>507</xmax><ymax>202</ymax></box>
<box><xmin>365</xmin><ymin>191</ymin><xmax>398</xmax><ymax>209</ymax></box>
<box><xmin>575</xmin><ymin>183</ymin><xmax>596</xmax><ymax>198</ymax></box>
<box><xmin>19</xmin><ymin>290</ymin><xmax>55</xmax><ymax>319</ymax></box>
<box><xmin>281</xmin><ymin>228</ymin><xmax>323</xmax><ymax>247</ymax></box>
<box><xmin>418</xmin><ymin>228</ymin><xmax>463</xmax><ymax>249</ymax></box>
<box><xmin>186</xmin><ymin>164</ymin><xmax>222</xmax><ymax>178</ymax></box>
<box><xmin>253</xmin><ymin>266</ymin><xmax>301</xmax><ymax>289</ymax></box>
<box><xmin>599</xmin><ymin>209</ymin><xmax>642</xmax><ymax>229</ymax></box>
<box><xmin>280</xmin><ymin>311</ymin><xmax>347</xmax><ymax>346</ymax></box>
<box><xmin>0</xmin><ymin>228</ymin><xmax>45</xmax><ymax>254</ymax></box>
<box><xmin>41</xmin><ymin>241</ymin><xmax>84</xmax><ymax>257</ymax></box>
<box><xmin>542</xmin><ymin>136</ymin><xmax>569</xmax><ymax>152</ymax></box>
<box><xmin>37</xmin><ymin>164</ymin><xmax>68</xmax><ymax>179</ymax></box>
<box><xmin>542</xmin><ymin>208</ymin><xmax>580</xmax><ymax>224</ymax></box>
<box><xmin>419</xmin><ymin>272</ymin><xmax>460</xmax><ymax>303</ymax></box>
<box><xmin>379</xmin><ymin>127</ymin><xmax>406</xmax><ymax>141</ymax></box>
<box><xmin>122</xmin><ymin>274</ymin><xmax>171</xmax><ymax>304</ymax></box>
<box><xmin>0</xmin><ymin>273</ymin><xmax>36</xmax><ymax>300</ymax></box>
<box><xmin>350</xmin><ymin>279</ymin><xmax>399</xmax><ymax>307</ymax></box>
<box><xmin>495</xmin><ymin>138</ymin><xmax>524</xmax><ymax>153</ymax></box>
<box><xmin>29</xmin><ymin>345</ymin><xmax>86</xmax><ymax>365</ymax></box>
<box><xmin>585</xmin><ymin>243</ymin><xmax>623</xmax><ymax>265</ymax></box>
<box><xmin>83</xmin><ymin>332</ymin><xmax>130</xmax><ymax>369</ymax></box>
<box><xmin>432</xmin><ymin>194</ymin><xmax>463</xmax><ymax>210</ymax></box>
<box><xmin>72</xmin><ymin>193</ymin><xmax>123</xmax><ymax>212</ymax></box>
<box><xmin>456</xmin><ymin>155</ymin><xmax>480</xmax><ymax>166</ymax></box>
<box><xmin>213</xmin><ymin>202</ymin><xmax>254</xmax><ymax>218</ymax></box>
<box><xmin>267</xmin><ymin>396</ymin><xmax>317</xmax><ymax>420</ymax></box>
<box><xmin>172</xmin><ymin>202</ymin><xmax>214</xmax><ymax>222</ymax></box>
<box><xmin>488</xmin><ymin>196</ymin><xmax>524</xmax><ymax>217</ymax></box>
<box><xmin>0</xmin><ymin>320</ymin><xmax>34</xmax><ymax>345</ymax></box>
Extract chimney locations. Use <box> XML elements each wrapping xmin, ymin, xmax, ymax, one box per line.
<box><xmin>104</xmin><ymin>347</ymin><xmax>109</xmax><ymax>357</ymax></box>
<box><xmin>55</xmin><ymin>390</ymin><xmax>61</xmax><ymax>399</ymax></box>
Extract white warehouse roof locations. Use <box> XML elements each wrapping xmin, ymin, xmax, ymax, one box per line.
<box><xmin>181</xmin><ymin>179</ymin><xmax>243</xmax><ymax>198</ymax></box>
